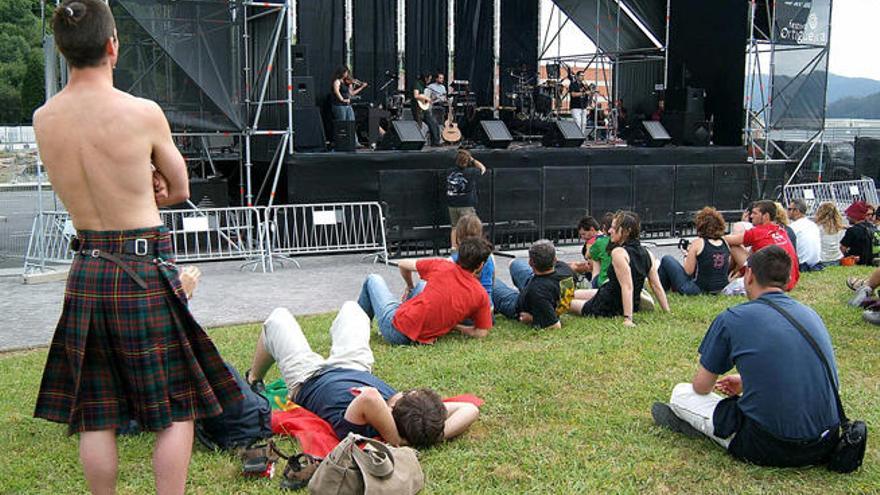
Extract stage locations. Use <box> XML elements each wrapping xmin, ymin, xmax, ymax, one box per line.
<box><xmin>282</xmin><ymin>144</ymin><xmax>753</xmax><ymax>253</ymax></box>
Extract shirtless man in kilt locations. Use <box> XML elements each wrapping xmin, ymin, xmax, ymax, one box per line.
<box><xmin>32</xmin><ymin>2</ymin><xmax>242</xmax><ymax>493</ymax></box>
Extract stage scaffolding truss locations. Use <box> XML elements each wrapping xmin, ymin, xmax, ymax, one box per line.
<box><xmin>744</xmin><ymin>0</ymin><xmax>833</xmax><ymax>195</ymax></box>
<box><xmin>539</xmin><ymin>0</ymin><xmax>669</xmax><ymax>143</ymax></box>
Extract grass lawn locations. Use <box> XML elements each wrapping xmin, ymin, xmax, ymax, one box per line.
<box><xmin>1</xmin><ymin>265</ymin><xmax>878</xmax><ymax>494</ymax></box>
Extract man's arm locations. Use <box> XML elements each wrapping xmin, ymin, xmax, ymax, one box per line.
<box><xmin>471</xmin><ymin>158</ymin><xmax>487</xmax><ymax>175</ymax></box>
<box><xmin>691</xmin><ymin>365</ymin><xmax>719</xmax><ymax>395</ymax></box>
<box><xmin>443</xmin><ymin>401</ymin><xmax>480</xmax><ymax>440</ymax></box>
<box><xmin>723</xmin><ymin>232</ymin><xmax>745</xmax><ymax>247</ymax></box>
<box><xmin>344</xmin><ymin>388</ymin><xmax>404</xmax><ymax>446</ymax></box>
<box><xmin>398</xmin><ymin>259</ymin><xmax>419</xmax><ymax>292</ymax></box>
<box><xmin>148</xmin><ymin>101</ymin><xmax>189</xmax><ymax>206</ymax></box>
<box><xmin>454</xmin><ymin>324</ymin><xmax>489</xmax><ymax>338</ymax></box>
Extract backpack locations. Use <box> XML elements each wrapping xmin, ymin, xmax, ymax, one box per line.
<box><xmin>195</xmin><ymin>362</ymin><xmax>273</xmax><ymax>451</ymax></box>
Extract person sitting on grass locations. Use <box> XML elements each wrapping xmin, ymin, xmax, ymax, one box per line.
<box><xmin>787</xmin><ymin>198</ymin><xmax>822</xmax><ymax>271</ymax></box>
<box><xmin>450</xmin><ymin>214</ymin><xmax>494</xmax><ymax>309</ymax></box>
<box><xmin>841</xmin><ymin>201</ymin><xmax>879</xmax><ymax>267</ymax></box>
<box><xmin>652</xmin><ymin>246</ymin><xmax>842</xmax><ymax>468</ymax></box>
<box><xmin>357</xmin><ymin>237</ymin><xmax>493</xmax><ymax>345</ymax></box>
<box><xmin>569</xmin><ymin>215</ymin><xmax>600</xmax><ymax>287</ymax></box>
<box><xmin>724</xmin><ymin>200</ymin><xmax>800</xmax><ymax>291</ymax></box>
<box><xmin>658</xmin><ymin>207</ymin><xmax>730</xmax><ymax>296</ymax></box>
<box><xmin>492</xmin><ymin>239</ymin><xmax>576</xmax><ymax>330</ymax></box>
<box><xmin>588</xmin><ymin>212</ymin><xmax>615</xmax><ymax>288</ymax></box>
<box><xmin>245</xmin><ymin>301</ymin><xmax>480</xmax><ymax>448</ymax></box>
<box><xmin>775</xmin><ymin>201</ymin><xmax>798</xmax><ymax>253</ymax></box>
<box><xmin>569</xmin><ymin>210</ymin><xmax>670</xmax><ymax>326</ymax></box>
<box><xmin>847</xmin><ymin>266</ymin><xmax>880</xmax><ymax>326</ymax></box>
<box><xmin>814</xmin><ymin>201</ymin><xmax>845</xmax><ymax>267</ymax></box>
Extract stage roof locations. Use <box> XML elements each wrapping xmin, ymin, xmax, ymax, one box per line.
<box><xmin>551</xmin><ymin>0</ymin><xmax>665</xmax><ymax>56</ymax></box>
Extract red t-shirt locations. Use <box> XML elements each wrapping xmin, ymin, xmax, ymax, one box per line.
<box><xmin>743</xmin><ymin>222</ymin><xmax>800</xmax><ymax>291</ymax></box>
<box><xmin>393</xmin><ymin>259</ymin><xmax>493</xmax><ymax>344</ymax></box>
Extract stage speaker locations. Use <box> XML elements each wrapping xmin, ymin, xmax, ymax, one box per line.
<box><xmin>170</xmin><ymin>177</ymin><xmax>229</xmax><ymax>209</ymax></box>
<box><xmin>641</xmin><ymin>121</ymin><xmax>671</xmax><ymax>147</ymax></box>
<box><xmin>292</xmin><ymin>76</ymin><xmax>315</xmax><ymax>108</ymax></box>
<box><xmin>292</xmin><ymin>44</ymin><xmax>309</xmax><ymax>75</ymax></box>
<box><xmin>333</xmin><ymin>120</ymin><xmax>357</xmax><ymax>152</ymax></box>
<box><xmin>377</xmin><ymin>120</ymin><xmax>425</xmax><ymax>151</ymax></box>
<box><xmin>542</xmin><ymin>120</ymin><xmax>585</xmax><ymax>148</ymax></box>
<box><xmin>855</xmin><ymin>137</ymin><xmax>880</xmax><ymax>183</ymax></box>
<box><xmin>293</xmin><ymin>106</ymin><xmax>326</xmax><ymax>151</ymax></box>
<box><xmin>479</xmin><ymin>120</ymin><xmax>513</xmax><ymax>149</ymax></box>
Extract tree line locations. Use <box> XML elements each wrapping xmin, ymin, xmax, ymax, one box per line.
<box><xmin>1</xmin><ymin>0</ymin><xmax>44</xmax><ymax>125</ymax></box>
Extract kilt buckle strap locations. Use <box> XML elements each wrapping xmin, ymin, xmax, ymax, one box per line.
<box><xmin>81</xmin><ymin>249</ymin><xmax>149</xmax><ymax>290</ymax></box>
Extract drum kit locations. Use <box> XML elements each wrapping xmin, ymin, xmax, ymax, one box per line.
<box><xmin>504</xmin><ymin>67</ymin><xmax>567</xmax><ymax>120</ymax></box>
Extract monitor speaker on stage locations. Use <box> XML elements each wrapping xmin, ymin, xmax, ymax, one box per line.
<box><xmin>292</xmin><ymin>44</ymin><xmax>309</xmax><ymax>75</ymax></box>
<box><xmin>641</xmin><ymin>121</ymin><xmax>671</xmax><ymax>147</ymax></box>
<box><xmin>334</xmin><ymin>121</ymin><xmax>357</xmax><ymax>152</ymax></box>
<box><xmin>377</xmin><ymin>120</ymin><xmax>425</xmax><ymax>151</ymax></box>
<box><xmin>479</xmin><ymin>120</ymin><xmax>512</xmax><ymax>149</ymax></box>
<box><xmin>293</xmin><ymin>107</ymin><xmax>326</xmax><ymax>152</ymax></box>
<box><xmin>292</xmin><ymin>76</ymin><xmax>315</xmax><ymax>108</ymax></box>
<box><xmin>542</xmin><ymin>120</ymin><xmax>585</xmax><ymax>147</ymax></box>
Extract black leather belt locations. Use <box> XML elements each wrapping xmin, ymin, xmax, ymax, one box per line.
<box><xmin>70</xmin><ymin>237</ymin><xmax>161</xmax><ymax>289</ymax></box>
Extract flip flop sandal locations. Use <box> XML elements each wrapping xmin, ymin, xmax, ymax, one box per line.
<box><xmin>847</xmin><ymin>277</ymin><xmax>866</xmax><ymax>291</ymax></box>
<box><xmin>279</xmin><ymin>453</ymin><xmax>322</xmax><ymax>491</ymax></box>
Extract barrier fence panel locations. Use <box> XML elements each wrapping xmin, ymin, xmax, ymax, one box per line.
<box><xmin>783</xmin><ymin>179</ymin><xmax>879</xmax><ymax>216</ymax></box>
<box><xmin>160</xmin><ymin>206</ymin><xmax>265</xmax><ymax>265</ymax></box>
<box><xmin>24</xmin><ymin>211</ymin><xmax>76</xmax><ymax>271</ymax></box>
<box><xmin>265</xmin><ymin>202</ymin><xmax>388</xmax><ymax>263</ymax></box>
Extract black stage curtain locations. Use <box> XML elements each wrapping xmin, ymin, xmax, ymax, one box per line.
<box><xmin>454</xmin><ymin>0</ymin><xmax>494</xmax><ymax>106</ymax></box>
<box><xmin>297</xmin><ymin>1</ymin><xmax>345</xmax><ymax>107</ymax></box>
<box><xmin>616</xmin><ymin>60</ymin><xmax>663</xmax><ymax>118</ymax></box>
<box><xmin>667</xmin><ymin>0</ymin><xmax>747</xmax><ymax>146</ymax></box>
<box><xmin>499</xmin><ymin>0</ymin><xmax>538</xmax><ymax>107</ymax></box>
<box><xmin>405</xmin><ymin>0</ymin><xmax>448</xmax><ymax>96</ymax></box>
<box><xmin>353</xmin><ymin>0</ymin><xmax>397</xmax><ymax>105</ymax></box>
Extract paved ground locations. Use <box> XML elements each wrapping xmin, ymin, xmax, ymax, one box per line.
<box><xmin>0</xmin><ymin>243</ymin><xmax>680</xmax><ymax>352</ymax></box>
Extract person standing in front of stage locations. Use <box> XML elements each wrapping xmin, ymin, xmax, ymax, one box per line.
<box><xmin>446</xmin><ymin>149</ymin><xmax>487</xmax><ymax>248</ymax></box>
<box><xmin>568</xmin><ymin>70</ymin><xmax>587</xmax><ymax>133</ymax></box>
<box><xmin>331</xmin><ymin>65</ymin><xmax>366</xmax><ymax>122</ymax></box>
<box><xmin>413</xmin><ymin>72</ymin><xmax>442</xmax><ymax>146</ymax></box>
<box><xmin>32</xmin><ymin>2</ymin><xmax>242</xmax><ymax>493</ymax></box>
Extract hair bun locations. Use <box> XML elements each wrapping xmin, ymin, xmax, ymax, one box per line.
<box><xmin>59</xmin><ymin>2</ymin><xmax>86</xmax><ymax>25</ymax></box>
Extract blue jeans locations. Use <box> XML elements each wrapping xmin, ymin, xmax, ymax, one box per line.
<box><xmin>658</xmin><ymin>255</ymin><xmax>702</xmax><ymax>296</ymax></box>
<box><xmin>357</xmin><ymin>274</ymin><xmax>424</xmax><ymax>345</ymax></box>
<box><xmin>491</xmin><ymin>259</ymin><xmax>534</xmax><ymax>319</ymax></box>
<box><xmin>332</xmin><ymin>104</ymin><xmax>355</xmax><ymax>121</ymax></box>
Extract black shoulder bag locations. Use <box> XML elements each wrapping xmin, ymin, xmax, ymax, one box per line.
<box><xmin>758</xmin><ymin>298</ymin><xmax>867</xmax><ymax>473</ymax></box>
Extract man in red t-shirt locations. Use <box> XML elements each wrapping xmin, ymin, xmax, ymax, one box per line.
<box><xmin>357</xmin><ymin>237</ymin><xmax>493</xmax><ymax>345</ymax></box>
<box><xmin>725</xmin><ymin>200</ymin><xmax>800</xmax><ymax>291</ymax></box>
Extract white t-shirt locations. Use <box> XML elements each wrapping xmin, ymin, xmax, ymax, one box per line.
<box><xmin>790</xmin><ymin>217</ymin><xmax>821</xmax><ymax>266</ymax></box>
<box><xmin>818</xmin><ymin>225</ymin><xmax>845</xmax><ymax>263</ymax></box>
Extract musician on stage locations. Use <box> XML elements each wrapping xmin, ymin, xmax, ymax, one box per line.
<box><xmin>568</xmin><ymin>70</ymin><xmax>588</xmax><ymax>133</ymax></box>
<box><xmin>427</xmin><ymin>72</ymin><xmax>449</xmax><ymax>127</ymax></box>
<box><xmin>413</xmin><ymin>72</ymin><xmax>441</xmax><ymax>146</ymax></box>
<box><xmin>331</xmin><ymin>65</ymin><xmax>367</xmax><ymax>122</ymax></box>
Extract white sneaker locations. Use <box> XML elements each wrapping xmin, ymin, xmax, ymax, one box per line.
<box><xmin>849</xmin><ymin>286</ymin><xmax>873</xmax><ymax>307</ymax></box>
<box><xmin>639</xmin><ymin>289</ymin><xmax>655</xmax><ymax>312</ymax></box>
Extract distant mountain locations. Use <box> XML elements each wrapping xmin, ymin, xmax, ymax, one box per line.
<box><xmin>826</xmin><ymin>74</ymin><xmax>880</xmax><ymax>105</ymax></box>
<box><xmin>827</xmin><ymin>91</ymin><xmax>880</xmax><ymax>119</ymax></box>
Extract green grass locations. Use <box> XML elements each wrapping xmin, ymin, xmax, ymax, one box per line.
<box><xmin>1</xmin><ymin>266</ymin><xmax>879</xmax><ymax>494</ymax></box>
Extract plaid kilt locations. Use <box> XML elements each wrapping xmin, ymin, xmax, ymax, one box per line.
<box><xmin>34</xmin><ymin>226</ymin><xmax>243</xmax><ymax>434</ymax></box>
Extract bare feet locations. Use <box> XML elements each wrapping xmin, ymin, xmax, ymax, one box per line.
<box><xmin>179</xmin><ymin>265</ymin><xmax>202</xmax><ymax>300</ymax></box>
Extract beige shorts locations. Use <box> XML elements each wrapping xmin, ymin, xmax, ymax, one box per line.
<box><xmin>448</xmin><ymin>206</ymin><xmax>477</xmax><ymax>227</ymax></box>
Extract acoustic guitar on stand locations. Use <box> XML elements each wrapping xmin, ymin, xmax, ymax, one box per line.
<box><xmin>441</xmin><ymin>96</ymin><xmax>461</xmax><ymax>143</ymax></box>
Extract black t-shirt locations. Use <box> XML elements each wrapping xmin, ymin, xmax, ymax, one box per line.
<box><xmin>569</xmin><ymin>78</ymin><xmax>584</xmax><ymax>109</ymax></box>
<box><xmin>841</xmin><ymin>222</ymin><xmax>877</xmax><ymax>265</ymax></box>
<box><xmin>515</xmin><ymin>261</ymin><xmax>576</xmax><ymax>328</ymax></box>
<box><xmin>446</xmin><ymin>166</ymin><xmax>481</xmax><ymax>207</ymax></box>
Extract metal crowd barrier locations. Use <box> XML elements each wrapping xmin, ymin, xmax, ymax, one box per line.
<box><xmin>783</xmin><ymin>179</ymin><xmax>879</xmax><ymax>216</ymax></box>
<box><xmin>23</xmin><ymin>202</ymin><xmax>389</xmax><ymax>273</ymax></box>
<box><xmin>264</xmin><ymin>202</ymin><xmax>388</xmax><ymax>270</ymax></box>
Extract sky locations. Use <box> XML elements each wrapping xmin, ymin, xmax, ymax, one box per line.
<box><xmin>540</xmin><ymin>0</ymin><xmax>879</xmax><ymax>81</ymax></box>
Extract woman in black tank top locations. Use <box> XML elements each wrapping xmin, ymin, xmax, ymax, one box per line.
<box><xmin>569</xmin><ymin>211</ymin><xmax>670</xmax><ymax>326</ymax></box>
<box><xmin>658</xmin><ymin>207</ymin><xmax>731</xmax><ymax>295</ymax></box>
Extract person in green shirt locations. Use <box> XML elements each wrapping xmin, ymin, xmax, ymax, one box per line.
<box><xmin>588</xmin><ymin>213</ymin><xmax>614</xmax><ymax>288</ymax></box>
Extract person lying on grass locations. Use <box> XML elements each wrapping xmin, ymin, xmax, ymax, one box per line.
<box><xmin>652</xmin><ymin>246</ymin><xmax>842</xmax><ymax>467</ymax></box>
<box><xmin>569</xmin><ymin>210</ymin><xmax>670</xmax><ymax>326</ymax></box>
<box><xmin>492</xmin><ymin>239</ymin><xmax>576</xmax><ymax>330</ymax></box>
<box><xmin>357</xmin><ymin>237</ymin><xmax>493</xmax><ymax>345</ymax></box>
<box><xmin>245</xmin><ymin>301</ymin><xmax>480</xmax><ymax>447</ymax></box>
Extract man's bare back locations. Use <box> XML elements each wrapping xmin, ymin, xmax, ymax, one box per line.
<box><xmin>34</xmin><ymin>74</ymin><xmax>188</xmax><ymax>231</ymax></box>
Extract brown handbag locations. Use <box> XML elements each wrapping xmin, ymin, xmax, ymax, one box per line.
<box><xmin>308</xmin><ymin>433</ymin><xmax>424</xmax><ymax>495</ymax></box>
